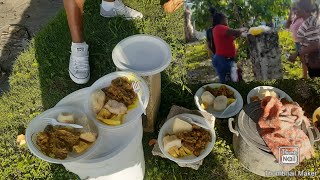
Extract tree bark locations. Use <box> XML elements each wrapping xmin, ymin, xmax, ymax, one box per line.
<box><xmin>247</xmin><ymin>31</ymin><xmax>283</xmax><ymax>80</ymax></box>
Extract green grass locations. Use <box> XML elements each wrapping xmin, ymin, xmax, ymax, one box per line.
<box><xmin>1</xmin><ymin>0</ymin><xmax>320</xmax><ymax>179</ymax></box>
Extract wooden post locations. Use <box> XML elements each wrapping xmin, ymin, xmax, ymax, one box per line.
<box><xmin>142</xmin><ymin>73</ymin><xmax>161</xmax><ymax>132</ymax></box>
<box><xmin>247</xmin><ymin>31</ymin><xmax>283</xmax><ymax>80</ymax></box>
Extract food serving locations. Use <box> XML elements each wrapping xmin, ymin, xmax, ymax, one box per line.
<box><xmin>258</xmin><ymin>96</ymin><xmax>314</xmax><ymax>163</ymax></box>
<box><xmin>248</xmin><ymin>87</ymin><xmax>293</xmax><ymax>104</ymax></box>
<box><xmin>36</xmin><ymin>112</ymin><xmax>97</xmax><ymax>160</ymax></box>
<box><xmin>91</xmin><ymin>77</ymin><xmax>138</xmax><ymax>126</ymax></box>
<box><xmin>162</xmin><ymin>118</ymin><xmax>212</xmax><ymax>158</ymax></box>
<box><xmin>200</xmin><ymin>85</ymin><xmax>236</xmax><ymax>111</ymax></box>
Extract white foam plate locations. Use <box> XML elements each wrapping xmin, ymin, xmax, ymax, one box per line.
<box><xmin>112</xmin><ymin>34</ymin><xmax>172</xmax><ymax>76</ymax></box>
<box><xmin>194</xmin><ymin>83</ymin><xmax>244</xmax><ymax>119</ymax></box>
<box><xmin>247</xmin><ymin>86</ymin><xmax>293</xmax><ymax>104</ymax></box>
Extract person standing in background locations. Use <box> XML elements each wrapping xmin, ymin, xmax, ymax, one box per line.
<box><xmin>210</xmin><ymin>8</ymin><xmax>247</xmax><ymax>83</ymax></box>
<box><xmin>296</xmin><ymin>0</ymin><xmax>320</xmax><ymax>78</ymax></box>
<box><xmin>286</xmin><ymin>3</ymin><xmax>307</xmax><ymax>78</ymax></box>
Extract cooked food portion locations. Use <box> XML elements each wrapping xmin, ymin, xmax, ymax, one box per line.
<box><xmin>213</xmin><ymin>95</ymin><xmax>228</xmax><ymax>111</ymax></box>
<box><xmin>250</xmin><ymin>88</ymin><xmax>293</xmax><ymax>104</ymax></box>
<box><xmin>57</xmin><ymin>112</ymin><xmax>75</xmax><ymax>124</ymax></box>
<box><xmin>36</xmin><ymin>124</ymin><xmax>97</xmax><ymax>159</ymax></box>
<box><xmin>93</xmin><ymin>77</ymin><xmax>138</xmax><ymax>126</ymax></box>
<box><xmin>104</xmin><ymin>100</ymin><xmax>128</xmax><ymax>115</ymax></box>
<box><xmin>36</xmin><ymin>125</ymin><xmax>80</xmax><ymax>159</ymax></box>
<box><xmin>205</xmin><ymin>85</ymin><xmax>235</xmax><ymax>99</ymax></box>
<box><xmin>103</xmin><ymin>77</ymin><xmax>137</xmax><ymax>106</ymax></box>
<box><xmin>163</xmin><ymin>118</ymin><xmax>212</xmax><ymax>158</ymax></box>
<box><xmin>163</xmin><ymin>135</ymin><xmax>182</xmax><ymax>152</ymax></box>
<box><xmin>172</xmin><ymin>118</ymin><xmax>192</xmax><ymax>134</ymax></box>
<box><xmin>73</xmin><ymin>141</ymin><xmax>92</xmax><ymax>154</ymax></box>
<box><xmin>177</xmin><ymin>125</ymin><xmax>212</xmax><ymax>157</ymax></box>
<box><xmin>258</xmin><ymin>96</ymin><xmax>314</xmax><ymax>163</ymax></box>
<box><xmin>91</xmin><ymin>89</ymin><xmax>106</xmax><ymax>114</ymax></box>
<box><xmin>200</xmin><ymin>85</ymin><xmax>236</xmax><ymax>111</ymax></box>
<box><xmin>80</xmin><ymin>132</ymin><xmax>97</xmax><ymax>143</ymax></box>
<box><xmin>201</xmin><ymin>91</ymin><xmax>215</xmax><ymax>106</ymax></box>
<box><xmin>257</xmin><ymin>89</ymin><xmax>278</xmax><ymax>100</ymax></box>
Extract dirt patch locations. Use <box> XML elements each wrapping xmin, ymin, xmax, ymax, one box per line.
<box><xmin>0</xmin><ymin>0</ymin><xmax>63</xmax><ymax>95</ymax></box>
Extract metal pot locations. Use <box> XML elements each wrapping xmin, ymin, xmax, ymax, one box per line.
<box><xmin>228</xmin><ymin>102</ymin><xmax>320</xmax><ymax>177</ymax></box>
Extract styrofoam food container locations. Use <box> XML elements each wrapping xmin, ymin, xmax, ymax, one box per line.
<box><xmin>158</xmin><ymin>113</ymin><xmax>216</xmax><ymax>164</ymax></box>
<box><xmin>112</xmin><ymin>34</ymin><xmax>172</xmax><ymax>76</ymax></box>
<box><xmin>194</xmin><ymin>83</ymin><xmax>244</xmax><ymax>119</ymax></box>
<box><xmin>26</xmin><ymin>106</ymin><xmax>101</xmax><ymax>164</ymax></box>
<box><xmin>246</xmin><ymin>86</ymin><xmax>293</xmax><ymax>104</ymax></box>
<box><xmin>85</xmin><ymin>71</ymin><xmax>149</xmax><ymax>129</ymax></box>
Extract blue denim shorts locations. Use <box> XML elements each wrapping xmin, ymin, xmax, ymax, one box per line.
<box><xmin>212</xmin><ymin>55</ymin><xmax>235</xmax><ymax>83</ymax></box>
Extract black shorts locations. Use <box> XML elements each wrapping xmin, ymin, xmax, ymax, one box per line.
<box><xmin>308</xmin><ymin>68</ymin><xmax>320</xmax><ymax>78</ymax></box>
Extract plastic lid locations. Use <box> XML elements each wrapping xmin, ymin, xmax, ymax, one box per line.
<box><xmin>112</xmin><ymin>34</ymin><xmax>172</xmax><ymax>76</ymax></box>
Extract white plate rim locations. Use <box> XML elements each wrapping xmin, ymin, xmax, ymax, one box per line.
<box><xmin>112</xmin><ymin>34</ymin><xmax>172</xmax><ymax>76</ymax></box>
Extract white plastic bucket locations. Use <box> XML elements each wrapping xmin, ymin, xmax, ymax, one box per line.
<box><xmin>63</xmin><ymin>117</ymin><xmax>144</xmax><ymax>180</ymax></box>
<box><xmin>85</xmin><ymin>71</ymin><xmax>149</xmax><ymax>130</ymax></box>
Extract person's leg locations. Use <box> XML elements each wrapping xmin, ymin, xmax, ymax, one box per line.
<box><xmin>100</xmin><ymin>0</ymin><xmax>143</xmax><ymax>19</ymax></box>
<box><xmin>64</xmin><ymin>0</ymin><xmax>90</xmax><ymax>84</ymax></box>
<box><xmin>213</xmin><ymin>55</ymin><xmax>226</xmax><ymax>83</ymax></box>
<box><xmin>64</xmin><ymin>0</ymin><xmax>85</xmax><ymax>43</ymax></box>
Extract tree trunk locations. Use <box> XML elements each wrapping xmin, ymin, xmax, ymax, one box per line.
<box><xmin>247</xmin><ymin>31</ymin><xmax>283</xmax><ymax>80</ymax></box>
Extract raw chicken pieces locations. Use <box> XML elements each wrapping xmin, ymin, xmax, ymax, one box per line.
<box><xmin>258</xmin><ymin>96</ymin><xmax>314</xmax><ymax>163</ymax></box>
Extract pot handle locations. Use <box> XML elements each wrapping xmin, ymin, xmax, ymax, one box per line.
<box><xmin>228</xmin><ymin>118</ymin><xmax>239</xmax><ymax>136</ymax></box>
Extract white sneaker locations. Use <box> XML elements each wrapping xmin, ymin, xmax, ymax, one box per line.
<box><xmin>69</xmin><ymin>43</ymin><xmax>90</xmax><ymax>84</ymax></box>
<box><xmin>100</xmin><ymin>0</ymin><xmax>143</xmax><ymax>20</ymax></box>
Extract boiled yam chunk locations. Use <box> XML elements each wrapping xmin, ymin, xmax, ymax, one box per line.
<box><xmin>163</xmin><ymin>135</ymin><xmax>182</xmax><ymax>152</ymax></box>
<box><xmin>213</xmin><ymin>95</ymin><xmax>228</xmax><ymax>111</ymax></box>
<box><xmin>201</xmin><ymin>91</ymin><xmax>215</xmax><ymax>106</ymax></box>
<box><xmin>172</xmin><ymin>118</ymin><xmax>192</xmax><ymax>134</ymax></box>
<box><xmin>80</xmin><ymin>132</ymin><xmax>97</xmax><ymax>143</ymax></box>
<box><xmin>57</xmin><ymin>112</ymin><xmax>75</xmax><ymax>124</ymax></box>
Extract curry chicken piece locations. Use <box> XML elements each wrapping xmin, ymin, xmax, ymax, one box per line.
<box><xmin>36</xmin><ymin>126</ymin><xmax>80</xmax><ymax>159</ymax></box>
<box><xmin>176</xmin><ymin>125</ymin><xmax>211</xmax><ymax>157</ymax></box>
<box><xmin>103</xmin><ymin>77</ymin><xmax>137</xmax><ymax>106</ymax></box>
<box><xmin>205</xmin><ymin>85</ymin><xmax>235</xmax><ymax>99</ymax></box>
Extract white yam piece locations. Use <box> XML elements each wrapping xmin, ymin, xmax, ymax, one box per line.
<box><xmin>213</xmin><ymin>95</ymin><xmax>228</xmax><ymax>111</ymax></box>
<box><xmin>57</xmin><ymin>112</ymin><xmax>75</xmax><ymax>124</ymax></box>
<box><xmin>163</xmin><ymin>135</ymin><xmax>182</xmax><ymax>152</ymax></box>
<box><xmin>172</xmin><ymin>118</ymin><xmax>192</xmax><ymax>134</ymax></box>
<box><xmin>91</xmin><ymin>89</ymin><xmax>106</xmax><ymax>114</ymax></box>
<box><xmin>201</xmin><ymin>91</ymin><xmax>215</xmax><ymax>106</ymax></box>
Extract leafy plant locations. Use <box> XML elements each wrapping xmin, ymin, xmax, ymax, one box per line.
<box><xmin>192</xmin><ymin>0</ymin><xmax>291</xmax><ymax>30</ymax></box>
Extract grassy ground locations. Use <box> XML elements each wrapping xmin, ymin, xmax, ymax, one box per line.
<box><xmin>0</xmin><ymin>0</ymin><xmax>320</xmax><ymax>179</ymax></box>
